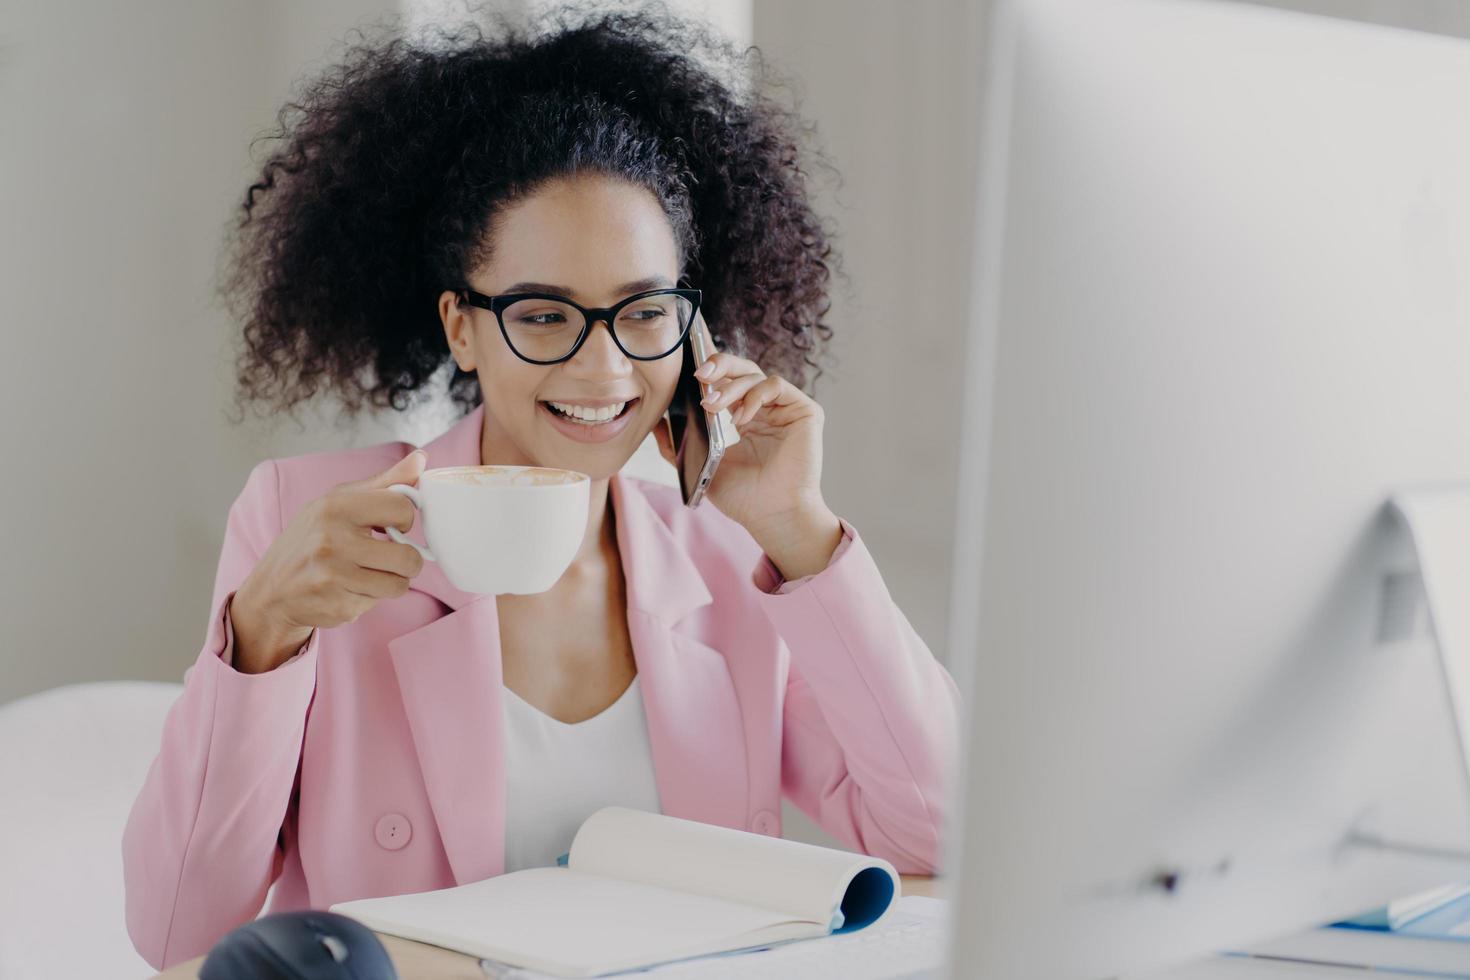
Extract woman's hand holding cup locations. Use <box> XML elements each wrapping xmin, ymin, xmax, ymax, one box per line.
<box><xmin>229</xmin><ymin>449</ymin><xmax>429</xmax><ymax>674</ymax></box>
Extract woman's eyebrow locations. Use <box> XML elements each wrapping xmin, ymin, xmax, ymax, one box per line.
<box><xmin>501</xmin><ymin>275</ymin><xmax>675</xmax><ymax>299</ymax></box>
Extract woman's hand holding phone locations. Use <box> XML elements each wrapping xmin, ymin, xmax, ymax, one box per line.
<box><xmin>654</xmin><ymin>311</ymin><xmax>841</xmax><ymax>580</ymax></box>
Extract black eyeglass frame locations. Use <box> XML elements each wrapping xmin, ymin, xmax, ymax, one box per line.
<box><xmin>454</xmin><ymin>285</ymin><xmax>703</xmax><ymax>365</ymax></box>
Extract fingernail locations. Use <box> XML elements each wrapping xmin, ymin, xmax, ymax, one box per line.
<box><xmin>695</xmin><ymin>362</ymin><xmax>712</xmax><ymax>378</ymax></box>
<box><xmin>703</xmin><ymin>390</ymin><xmax>721</xmax><ymax>405</ymax></box>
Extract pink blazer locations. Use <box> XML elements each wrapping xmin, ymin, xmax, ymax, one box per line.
<box><xmin>122</xmin><ymin>404</ymin><xmax>960</xmax><ymax>969</ymax></box>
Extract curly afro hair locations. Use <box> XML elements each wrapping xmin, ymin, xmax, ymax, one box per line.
<box><xmin>219</xmin><ymin>1</ymin><xmax>840</xmax><ymax>425</ymax></box>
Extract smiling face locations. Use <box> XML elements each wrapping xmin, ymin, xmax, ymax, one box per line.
<box><xmin>439</xmin><ymin>175</ymin><xmax>686</xmax><ymax>478</ymax></box>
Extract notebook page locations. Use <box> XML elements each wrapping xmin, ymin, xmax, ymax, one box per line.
<box><xmin>569</xmin><ymin>807</ymin><xmax>898</xmax><ymax>931</ymax></box>
<box><xmin>476</xmin><ymin>896</ymin><xmax>950</xmax><ymax>980</ymax></box>
<box><xmin>331</xmin><ymin>867</ymin><xmax>828</xmax><ymax>977</ymax></box>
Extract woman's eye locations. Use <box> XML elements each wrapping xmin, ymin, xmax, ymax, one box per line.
<box><xmin>519</xmin><ymin>313</ymin><xmax>567</xmax><ymax>325</ymax></box>
<box><xmin>624</xmin><ymin>308</ymin><xmax>667</xmax><ymax>321</ymax></box>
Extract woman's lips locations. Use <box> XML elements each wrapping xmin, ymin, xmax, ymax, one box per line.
<box><xmin>538</xmin><ymin>397</ymin><xmax>640</xmax><ymax>444</ymax></box>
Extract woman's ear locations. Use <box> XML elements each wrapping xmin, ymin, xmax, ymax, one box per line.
<box><xmin>440</xmin><ymin>290</ymin><xmax>477</xmax><ymax>372</ymax></box>
<box><xmin>653</xmin><ymin>414</ymin><xmax>678</xmax><ymax>466</ymax></box>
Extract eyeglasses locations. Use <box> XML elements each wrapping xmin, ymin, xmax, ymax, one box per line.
<box><xmin>453</xmin><ymin>286</ymin><xmax>702</xmax><ymax>365</ymax></box>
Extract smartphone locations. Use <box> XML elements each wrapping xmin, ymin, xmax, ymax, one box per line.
<box><xmin>664</xmin><ymin>320</ymin><xmax>734</xmax><ymax>508</ymax></box>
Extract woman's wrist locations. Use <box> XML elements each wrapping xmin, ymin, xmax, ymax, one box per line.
<box><xmin>228</xmin><ymin>586</ymin><xmax>310</xmax><ymax>674</ymax></box>
<box><xmin>747</xmin><ymin>501</ymin><xmax>844</xmax><ymax>583</ymax></box>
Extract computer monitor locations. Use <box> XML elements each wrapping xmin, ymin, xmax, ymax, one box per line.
<box><xmin>945</xmin><ymin>0</ymin><xmax>1470</xmax><ymax>976</ymax></box>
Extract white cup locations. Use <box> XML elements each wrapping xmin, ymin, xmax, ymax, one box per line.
<box><xmin>384</xmin><ymin>465</ymin><xmax>590</xmax><ymax>595</ymax></box>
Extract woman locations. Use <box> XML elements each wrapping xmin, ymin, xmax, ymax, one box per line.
<box><xmin>123</xmin><ymin>5</ymin><xmax>959</xmax><ymax>970</ymax></box>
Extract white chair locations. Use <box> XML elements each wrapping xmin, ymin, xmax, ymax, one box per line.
<box><xmin>0</xmin><ymin>681</ymin><xmax>183</xmax><ymax>979</ymax></box>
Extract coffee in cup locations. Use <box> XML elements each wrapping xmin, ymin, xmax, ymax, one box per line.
<box><xmin>385</xmin><ymin>465</ymin><xmax>589</xmax><ymax>595</ymax></box>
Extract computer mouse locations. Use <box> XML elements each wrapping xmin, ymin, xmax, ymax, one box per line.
<box><xmin>198</xmin><ymin>910</ymin><xmax>399</xmax><ymax>980</ymax></box>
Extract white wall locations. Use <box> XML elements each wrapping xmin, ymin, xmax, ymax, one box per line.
<box><xmin>0</xmin><ymin>0</ymin><xmax>415</xmax><ymax>705</ymax></box>
<box><xmin>751</xmin><ymin>0</ymin><xmax>984</xmax><ymax>666</ymax></box>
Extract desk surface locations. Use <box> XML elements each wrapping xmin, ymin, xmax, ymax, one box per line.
<box><xmin>153</xmin><ymin>875</ymin><xmax>945</xmax><ymax>978</ymax></box>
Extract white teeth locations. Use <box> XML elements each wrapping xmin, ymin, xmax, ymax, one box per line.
<box><xmin>547</xmin><ymin>400</ymin><xmax>627</xmax><ymax>422</ymax></box>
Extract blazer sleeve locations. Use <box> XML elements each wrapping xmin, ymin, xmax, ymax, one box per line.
<box><xmin>122</xmin><ymin>459</ymin><xmax>321</xmax><ymax>970</ymax></box>
<box><xmin>751</xmin><ymin>519</ymin><xmax>960</xmax><ymax>875</ymax></box>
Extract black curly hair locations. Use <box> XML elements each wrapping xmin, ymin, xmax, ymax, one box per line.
<box><xmin>218</xmin><ymin>1</ymin><xmax>840</xmax><ymax>425</ymax></box>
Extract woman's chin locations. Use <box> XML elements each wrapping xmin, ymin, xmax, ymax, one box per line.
<box><xmin>531</xmin><ymin>443</ymin><xmax>638</xmax><ymax>482</ymax></box>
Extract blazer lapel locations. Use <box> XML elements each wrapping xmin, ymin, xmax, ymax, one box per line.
<box><xmin>387</xmin><ymin>406</ymin><xmax>750</xmax><ymax>887</ymax></box>
<box><xmin>609</xmin><ymin>472</ymin><xmax>751</xmax><ymax>830</ymax></box>
<box><xmin>386</xmin><ymin>404</ymin><xmax>505</xmax><ymax>884</ymax></box>
<box><xmin>388</xmin><ymin>594</ymin><xmax>506</xmax><ymax>886</ymax></box>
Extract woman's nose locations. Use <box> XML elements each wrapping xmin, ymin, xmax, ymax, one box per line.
<box><xmin>570</xmin><ymin>318</ymin><xmax>631</xmax><ymax>373</ymax></box>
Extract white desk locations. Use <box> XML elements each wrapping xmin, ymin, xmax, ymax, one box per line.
<box><xmin>1151</xmin><ymin>962</ymin><xmax>1367</xmax><ymax>979</ymax></box>
<box><xmin>1144</xmin><ymin>929</ymin><xmax>1470</xmax><ymax>978</ymax></box>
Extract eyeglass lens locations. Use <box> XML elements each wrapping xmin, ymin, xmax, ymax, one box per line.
<box><xmin>501</xmin><ymin>293</ymin><xmax>695</xmax><ymax>360</ymax></box>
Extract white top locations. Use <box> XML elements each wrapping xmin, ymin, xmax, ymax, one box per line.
<box><xmin>500</xmin><ymin>675</ymin><xmax>663</xmax><ymax>873</ymax></box>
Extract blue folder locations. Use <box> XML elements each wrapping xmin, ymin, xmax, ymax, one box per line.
<box><xmin>1332</xmin><ymin>883</ymin><xmax>1470</xmax><ymax>940</ymax></box>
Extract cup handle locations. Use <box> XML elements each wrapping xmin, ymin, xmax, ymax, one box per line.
<box><xmin>384</xmin><ymin>484</ymin><xmax>436</xmax><ymax>563</ymax></box>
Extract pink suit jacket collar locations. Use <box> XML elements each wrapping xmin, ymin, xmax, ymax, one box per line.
<box><xmin>383</xmin><ymin>404</ymin><xmax>745</xmax><ymax>886</ymax></box>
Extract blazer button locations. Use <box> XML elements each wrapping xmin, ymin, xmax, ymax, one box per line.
<box><xmin>375</xmin><ymin>813</ymin><xmax>412</xmax><ymax>850</ymax></box>
<box><xmin>750</xmin><ymin>809</ymin><xmax>779</xmax><ymax>836</ymax></box>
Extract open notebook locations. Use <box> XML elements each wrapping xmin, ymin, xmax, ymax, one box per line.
<box><xmin>329</xmin><ymin>807</ymin><xmax>899</xmax><ymax>978</ymax></box>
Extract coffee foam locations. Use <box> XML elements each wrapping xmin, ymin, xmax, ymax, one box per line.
<box><xmin>426</xmin><ymin>465</ymin><xmax>586</xmax><ymax>487</ymax></box>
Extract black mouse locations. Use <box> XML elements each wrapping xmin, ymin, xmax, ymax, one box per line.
<box><xmin>199</xmin><ymin>910</ymin><xmax>399</xmax><ymax>980</ymax></box>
